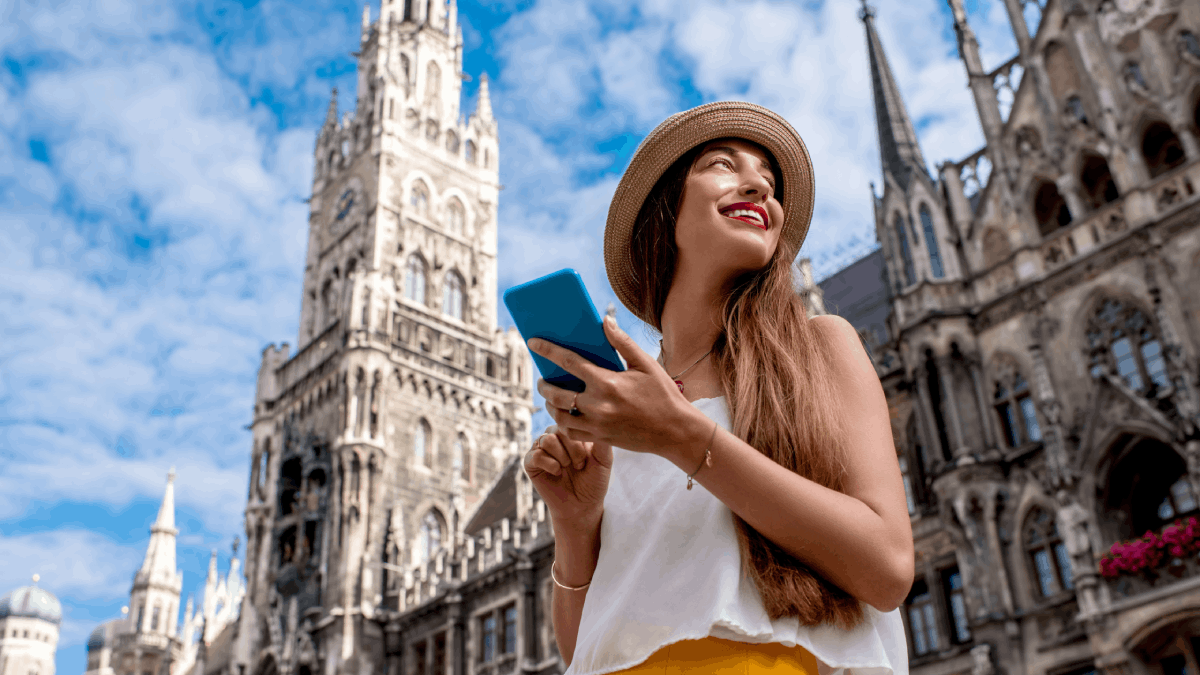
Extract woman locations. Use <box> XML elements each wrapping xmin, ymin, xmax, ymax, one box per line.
<box><xmin>522</xmin><ymin>101</ymin><xmax>913</xmax><ymax>675</ymax></box>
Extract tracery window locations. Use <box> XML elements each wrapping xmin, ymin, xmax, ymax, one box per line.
<box><xmin>1085</xmin><ymin>298</ymin><xmax>1170</xmax><ymax>394</ymax></box>
<box><xmin>414</xmin><ymin>418</ymin><xmax>432</xmax><ymax>468</ymax></box>
<box><xmin>453</xmin><ymin>433</ymin><xmax>470</xmax><ymax>482</ymax></box>
<box><xmin>1066</xmin><ymin>96</ymin><xmax>1087</xmax><ymax>125</ymax></box>
<box><xmin>446</xmin><ymin>130</ymin><xmax>460</xmax><ymax>154</ymax></box>
<box><xmin>465</xmin><ymin>140</ymin><xmax>477</xmax><ymax>165</ymax></box>
<box><xmin>894</xmin><ymin>213</ymin><xmax>916</xmax><ymax>287</ymax></box>
<box><xmin>1181</xmin><ymin>31</ymin><xmax>1200</xmax><ymax>61</ymax></box>
<box><xmin>405</xmin><ymin>255</ymin><xmax>427</xmax><ymax>304</ymax></box>
<box><xmin>1024</xmin><ymin>508</ymin><xmax>1073</xmax><ymax>598</ymax></box>
<box><xmin>992</xmin><ymin>361</ymin><xmax>1042</xmax><ymax>448</ymax></box>
<box><xmin>918</xmin><ymin>205</ymin><xmax>944</xmax><ymax>278</ymax></box>
<box><xmin>418</xmin><ymin>510</ymin><xmax>442</xmax><ymax>563</ymax></box>
<box><xmin>905</xmin><ymin>580</ymin><xmax>940</xmax><ymax>656</ymax></box>
<box><xmin>942</xmin><ymin>568</ymin><xmax>970</xmax><ymax>643</ymax></box>
<box><xmin>425</xmin><ymin>119</ymin><xmax>439</xmax><ymax>142</ymax></box>
<box><xmin>442</xmin><ymin>270</ymin><xmax>465</xmax><ymax>321</ymax></box>
<box><xmin>1157</xmin><ymin>476</ymin><xmax>1199</xmax><ymax>523</ymax></box>
<box><xmin>1021</xmin><ymin>0</ymin><xmax>1045</xmax><ymax>36</ymax></box>
<box><xmin>446</xmin><ymin>199</ymin><xmax>464</xmax><ymax>235</ymax></box>
<box><xmin>411</xmin><ymin>181</ymin><xmax>430</xmax><ymax>217</ymax></box>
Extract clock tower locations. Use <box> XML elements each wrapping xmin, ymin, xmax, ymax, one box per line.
<box><xmin>235</xmin><ymin>3</ymin><xmax>535</xmax><ymax>675</ymax></box>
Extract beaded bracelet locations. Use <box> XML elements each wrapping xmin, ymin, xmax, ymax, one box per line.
<box><xmin>686</xmin><ymin>420</ymin><xmax>719</xmax><ymax>490</ymax></box>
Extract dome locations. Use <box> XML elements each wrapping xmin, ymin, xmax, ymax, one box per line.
<box><xmin>0</xmin><ymin>585</ymin><xmax>62</xmax><ymax>625</ymax></box>
<box><xmin>87</xmin><ymin>620</ymin><xmax>120</xmax><ymax>651</ymax></box>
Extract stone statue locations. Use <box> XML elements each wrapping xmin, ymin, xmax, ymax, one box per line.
<box><xmin>971</xmin><ymin>644</ymin><xmax>994</xmax><ymax>675</ymax></box>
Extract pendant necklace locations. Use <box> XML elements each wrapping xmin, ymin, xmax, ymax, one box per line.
<box><xmin>659</xmin><ymin>340</ymin><xmax>713</xmax><ymax>394</ymax></box>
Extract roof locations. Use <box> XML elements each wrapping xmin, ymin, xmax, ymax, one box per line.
<box><xmin>463</xmin><ymin>455</ymin><xmax>519</xmax><ymax>536</ymax></box>
<box><xmin>0</xmin><ymin>585</ymin><xmax>62</xmax><ymax>625</ymax></box>
<box><xmin>818</xmin><ymin>248</ymin><xmax>892</xmax><ymax>349</ymax></box>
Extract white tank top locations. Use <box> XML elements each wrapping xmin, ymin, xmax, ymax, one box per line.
<box><xmin>564</xmin><ymin>397</ymin><xmax>909</xmax><ymax>675</ymax></box>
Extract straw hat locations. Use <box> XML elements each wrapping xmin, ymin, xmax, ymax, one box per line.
<box><xmin>603</xmin><ymin>101</ymin><xmax>815</xmax><ymax>325</ymax></box>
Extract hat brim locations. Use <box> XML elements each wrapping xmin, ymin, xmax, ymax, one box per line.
<box><xmin>603</xmin><ymin>101</ymin><xmax>816</xmax><ymax>326</ymax></box>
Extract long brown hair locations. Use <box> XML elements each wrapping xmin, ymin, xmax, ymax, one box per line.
<box><xmin>626</xmin><ymin>138</ymin><xmax>865</xmax><ymax>629</ymax></box>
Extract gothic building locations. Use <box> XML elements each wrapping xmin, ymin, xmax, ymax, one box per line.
<box><xmin>225</xmin><ymin>4</ymin><xmax>537</xmax><ymax>675</ymax></box>
<box><xmin>851</xmin><ymin>0</ymin><xmax>1200</xmax><ymax>674</ymax></box>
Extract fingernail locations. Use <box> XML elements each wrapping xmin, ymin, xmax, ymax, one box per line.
<box><xmin>603</xmin><ymin>315</ymin><xmax>614</xmax><ymax>327</ymax></box>
<box><xmin>528</xmin><ymin>338</ymin><xmax>541</xmax><ymax>352</ymax></box>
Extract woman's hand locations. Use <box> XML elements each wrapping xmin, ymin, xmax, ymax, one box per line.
<box><xmin>530</xmin><ymin>316</ymin><xmax>709</xmax><ymax>458</ymax></box>
<box><xmin>524</xmin><ymin>426</ymin><xmax>612</xmax><ymax>526</ymax></box>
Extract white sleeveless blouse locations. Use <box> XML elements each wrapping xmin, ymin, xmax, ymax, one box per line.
<box><xmin>563</xmin><ymin>397</ymin><xmax>909</xmax><ymax>675</ymax></box>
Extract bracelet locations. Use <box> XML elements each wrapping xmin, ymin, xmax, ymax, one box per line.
<box><xmin>686</xmin><ymin>420</ymin><xmax>719</xmax><ymax>490</ymax></box>
<box><xmin>551</xmin><ymin>561</ymin><xmax>591</xmax><ymax>592</ymax></box>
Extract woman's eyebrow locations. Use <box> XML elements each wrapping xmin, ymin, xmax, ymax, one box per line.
<box><xmin>701</xmin><ymin>146</ymin><xmax>775</xmax><ymax>185</ymax></box>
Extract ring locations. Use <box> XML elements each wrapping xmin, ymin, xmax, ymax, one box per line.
<box><xmin>568</xmin><ymin>392</ymin><xmax>582</xmax><ymax>417</ymax></box>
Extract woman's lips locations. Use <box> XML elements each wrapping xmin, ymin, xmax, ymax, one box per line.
<box><xmin>719</xmin><ymin>202</ymin><xmax>769</xmax><ymax>230</ymax></box>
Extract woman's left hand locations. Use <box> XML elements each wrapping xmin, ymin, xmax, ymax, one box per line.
<box><xmin>530</xmin><ymin>316</ymin><xmax>707</xmax><ymax>457</ymax></box>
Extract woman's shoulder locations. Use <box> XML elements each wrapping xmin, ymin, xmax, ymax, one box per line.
<box><xmin>808</xmin><ymin>314</ymin><xmax>876</xmax><ymax>383</ymax></box>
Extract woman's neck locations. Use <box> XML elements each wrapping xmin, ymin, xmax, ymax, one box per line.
<box><xmin>658</xmin><ymin>265</ymin><xmax>727</xmax><ymax>400</ymax></box>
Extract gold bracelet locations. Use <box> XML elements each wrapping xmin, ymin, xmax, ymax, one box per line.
<box><xmin>551</xmin><ymin>561</ymin><xmax>591</xmax><ymax>591</ymax></box>
<box><xmin>687</xmin><ymin>420</ymin><xmax>719</xmax><ymax>490</ymax></box>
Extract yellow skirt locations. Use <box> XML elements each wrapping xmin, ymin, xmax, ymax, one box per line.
<box><xmin>607</xmin><ymin>636</ymin><xmax>819</xmax><ymax>675</ymax></box>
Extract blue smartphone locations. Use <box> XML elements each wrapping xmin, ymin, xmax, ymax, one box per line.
<box><xmin>502</xmin><ymin>269</ymin><xmax>626</xmax><ymax>393</ymax></box>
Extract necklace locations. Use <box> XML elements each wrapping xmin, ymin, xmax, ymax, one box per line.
<box><xmin>659</xmin><ymin>340</ymin><xmax>713</xmax><ymax>394</ymax></box>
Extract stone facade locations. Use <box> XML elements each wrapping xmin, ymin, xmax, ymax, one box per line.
<box><xmin>855</xmin><ymin>0</ymin><xmax>1200</xmax><ymax>673</ymax></box>
<box><xmin>0</xmin><ymin>579</ymin><xmax>61</xmax><ymax>675</ymax></box>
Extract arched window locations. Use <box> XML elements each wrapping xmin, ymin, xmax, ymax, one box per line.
<box><xmin>484</xmin><ymin>148</ymin><xmax>490</xmax><ymax>168</ymax></box>
<box><xmin>1158</xmin><ymin>476</ymin><xmax>1199</xmax><ymax>522</ymax></box>
<box><xmin>1080</xmin><ymin>152</ymin><xmax>1119</xmax><ymax>208</ymax></box>
<box><xmin>446</xmin><ymin>199</ymin><xmax>464</xmax><ymax>235</ymax></box>
<box><xmin>992</xmin><ymin>362</ymin><xmax>1041</xmax><ymax>448</ymax></box>
<box><xmin>414</xmin><ymin>418</ymin><xmax>432</xmax><ymax>468</ymax></box>
<box><xmin>1033</xmin><ymin>180</ymin><xmax>1072</xmax><ymax>235</ymax></box>
<box><xmin>918</xmin><ymin>205</ymin><xmax>944</xmax><ymax>278</ymax></box>
<box><xmin>411</xmin><ymin>181</ymin><xmax>430</xmax><ymax>217</ymax></box>
<box><xmin>446</xmin><ymin>130</ymin><xmax>460</xmax><ymax>154</ymax></box>
<box><xmin>1085</xmin><ymin>298</ymin><xmax>1170</xmax><ymax>393</ymax></box>
<box><xmin>1181</xmin><ymin>30</ymin><xmax>1200</xmax><ymax>61</ymax></box>
<box><xmin>453</xmin><ymin>434</ymin><xmax>469</xmax><ymax>482</ymax></box>
<box><xmin>1142</xmin><ymin>122</ymin><xmax>1186</xmax><ymax>178</ymax></box>
<box><xmin>1024</xmin><ymin>508</ymin><xmax>1073</xmax><ymax>598</ymax></box>
<box><xmin>424</xmin><ymin>61</ymin><xmax>442</xmax><ymax>110</ymax></box>
<box><xmin>418</xmin><ymin>510</ymin><xmax>442</xmax><ymax>563</ymax></box>
<box><xmin>465</xmin><ymin>140</ymin><xmax>477</xmax><ymax>164</ymax></box>
<box><xmin>443</xmin><ymin>270</ymin><xmax>464</xmax><ymax>321</ymax></box>
<box><xmin>405</xmin><ymin>255</ymin><xmax>427</xmax><ymax>304</ymax></box>
<box><xmin>894</xmin><ymin>213</ymin><xmax>916</xmax><ymax>287</ymax></box>
<box><xmin>425</xmin><ymin>119</ymin><xmax>439</xmax><ymax>142</ymax></box>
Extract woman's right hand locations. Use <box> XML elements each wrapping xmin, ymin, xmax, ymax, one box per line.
<box><xmin>524</xmin><ymin>424</ymin><xmax>613</xmax><ymax>527</ymax></box>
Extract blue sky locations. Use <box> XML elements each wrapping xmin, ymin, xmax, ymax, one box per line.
<box><xmin>0</xmin><ymin>0</ymin><xmax>1027</xmax><ymax>673</ymax></box>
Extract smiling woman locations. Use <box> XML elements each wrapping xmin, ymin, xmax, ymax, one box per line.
<box><xmin>522</xmin><ymin>102</ymin><xmax>912</xmax><ymax>675</ymax></box>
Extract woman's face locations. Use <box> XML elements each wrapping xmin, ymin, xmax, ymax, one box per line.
<box><xmin>674</xmin><ymin>139</ymin><xmax>785</xmax><ymax>280</ymax></box>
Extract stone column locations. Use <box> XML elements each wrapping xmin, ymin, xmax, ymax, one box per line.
<box><xmin>983</xmin><ymin>491</ymin><xmax>1015</xmax><ymax>616</ymax></box>
<box><xmin>1028</xmin><ymin>344</ymin><xmax>1069</xmax><ymax>486</ymax></box>
<box><xmin>937</xmin><ymin>357</ymin><xmax>969</xmax><ymax>458</ymax></box>
<box><xmin>915</xmin><ymin>375</ymin><xmax>947</xmax><ymax>468</ymax></box>
<box><xmin>1055</xmin><ymin>172</ymin><xmax>1089</xmax><ymax>223</ymax></box>
<box><xmin>448</xmin><ymin>594</ymin><xmax>465</xmax><ymax>675</ymax></box>
<box><xmin>999</xmin><ymin>0</ymin><xmax>1031</xmax><ymax>56</ymax></box>
<box><xmin>969</xmin><ymin>360</ymin><xmax>998</xmax><ymax>451</ymax></box>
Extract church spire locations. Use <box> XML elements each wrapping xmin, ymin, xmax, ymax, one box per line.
<box><xmin>138</xmin><ymin>468</ymin><xmax>179</xmax><ymax>579</ymax></box>
<box><xmin>861</xmin><ymin>1</ymin><xmax>929</xmax><ymax>190</ymax></box>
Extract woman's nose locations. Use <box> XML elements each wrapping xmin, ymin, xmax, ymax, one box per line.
<box><xmin>739</xmin><ymin>171</ymin><xmax>771</xmax><ymax>200</ymax></box>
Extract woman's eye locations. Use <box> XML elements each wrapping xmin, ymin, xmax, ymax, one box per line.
<box><xmin>713</xmin><ymin>158</ymin><xmax>733</xmax><ymax>169</ymax></box>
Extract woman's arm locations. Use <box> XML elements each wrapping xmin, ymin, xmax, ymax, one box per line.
<box><xmin>529</xmin><ymin>315</ymin><xmax>914</xmax><ymax>612</ymax></box>
<box><xmin>550</xmin><ymin>512</ymin><xmax>602</xmax><ymax>667</ymax></box>
<box><xmin>662</xmin><ymin>315</ymin><xmax>914</xmax><ymax>611</ymax></box>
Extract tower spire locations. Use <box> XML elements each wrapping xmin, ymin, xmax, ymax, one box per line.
<box><xmin>861</xmin><ymin>3</ymin><xmax>929</xmax><ymax>190</ymax></box>
<box><xmin>139</xmin><ymin>468</ymin><xmax>179</xmax><ymax>577</ymax></box>
<box><xmin>475</xmin><ymin>73</ymin><xmax>493</xmax><ymax>123</ymax></box>
<box><xmin>324</xmin><ymin>87</ymin><xmax>339</xmax><ymax>129</ymax></box>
